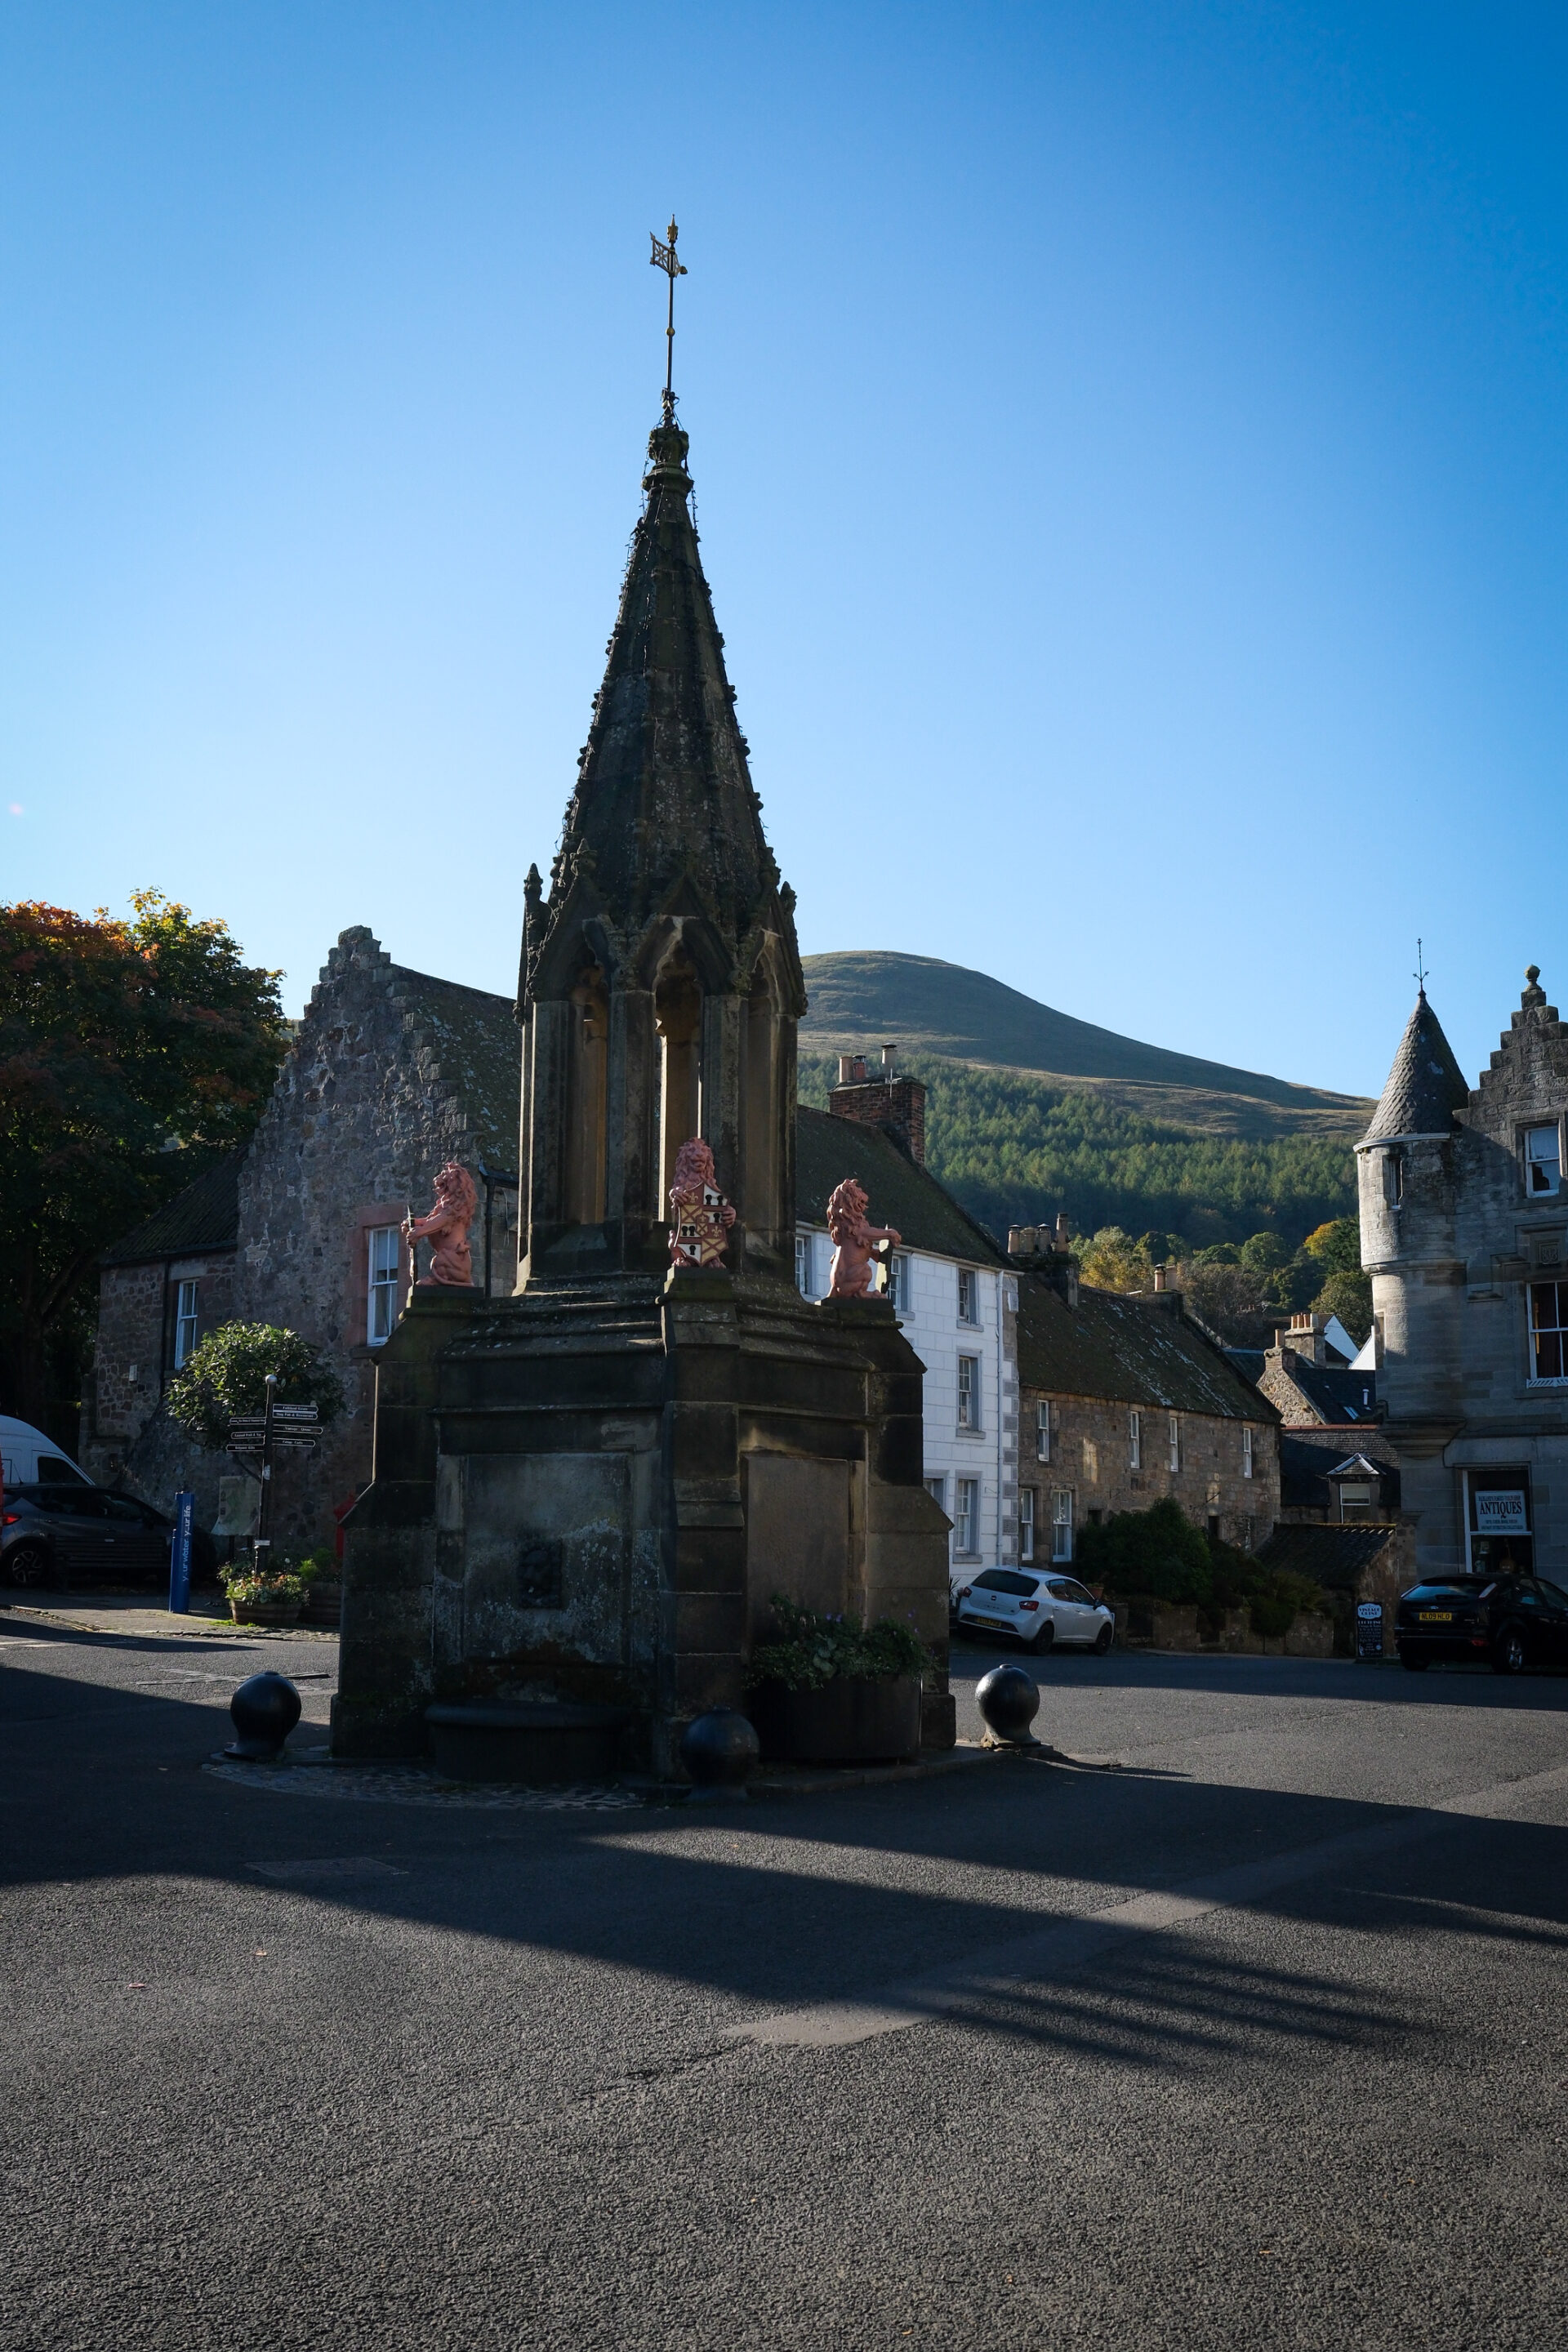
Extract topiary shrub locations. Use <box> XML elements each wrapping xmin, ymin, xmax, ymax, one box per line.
<box><xmin>164</xmin><ymin>1321</ymin><xmax>344</xmax><ymax>1450</ymax></box>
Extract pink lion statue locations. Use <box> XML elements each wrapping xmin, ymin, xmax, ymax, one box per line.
<box><xmin>826</xmin><ymin>1178</ymin><xmax>901</xmax><ymax>1299</ymax></box>
<box><xmin>668</xmin><ymin>1138</ymin><xmax>736</xmax><ymax>1271</ymax></box>
<box><xmin>404</xmin><ymin>1161</ymin><xmax>479</xmax><ymax>1287</ymax></box>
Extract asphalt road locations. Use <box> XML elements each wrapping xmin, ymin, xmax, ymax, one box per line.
<box><xmin>3</xmin><ymin>1605</ymin><xmax>1567</xmax><ymax>2350</ymax></box>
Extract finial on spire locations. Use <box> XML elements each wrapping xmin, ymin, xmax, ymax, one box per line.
<box><xmin>649</xmin><ymin>216</ymin><xmax>688</xmax><ymax>424</ymax></box>
<box><xmin>1414</xmin><ymin>937</ymin><xmax>1428</xmax><ymax>997</ymax></box>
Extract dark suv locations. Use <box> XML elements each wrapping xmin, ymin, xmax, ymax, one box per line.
<box><xmin>1396</xmin><ymin>1575</ymin><xmax>1568</xmax><ymax>1675</ymax></box>
<box><xmin>0</xmin><ymin>1487</ymin><xmax>212</xmax><ymax>1590</ymax></box>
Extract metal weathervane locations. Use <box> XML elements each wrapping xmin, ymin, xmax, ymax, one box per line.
<box><xmin>649</xmin><ymin>216</ymin><xmax>687</xmax><ymax>422</ymax></box>
<box><xmin>1414</xmin><ymin>938</ymin><xmax>1429</xmax><ymax>996</ymax></box>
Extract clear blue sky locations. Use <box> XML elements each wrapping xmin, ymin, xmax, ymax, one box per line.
<box><xmin>2</xmin><ymin>2</ymin><xmax>1563</xmax><ymax>1098</ymax></box>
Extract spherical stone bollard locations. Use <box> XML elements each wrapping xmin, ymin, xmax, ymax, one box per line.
<box><xmin>679</xmin><ymin>1707</ymin><xmax>761</xmax><ymax>1802</ymax></box>
<box><xmin>225</xmin><ymin>1671</ymin><xmax>303</xmax><ymax>1762</ymax></box>
<box><xmin>975</xmin><ymin>1663</ymin><xmax>1041</xmax><ymax>1748</ymax></box>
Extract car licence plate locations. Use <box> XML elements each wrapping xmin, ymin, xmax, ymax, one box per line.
<box><xmin>969</xmin><ymin>1615</ymin><xmax>1012</xmax><ymax>1633</ymax></box>
<box><xmin>1419</xmin><ymin>1611</ymin><xmax>1454</xmax><ymax>1624</ymax></box>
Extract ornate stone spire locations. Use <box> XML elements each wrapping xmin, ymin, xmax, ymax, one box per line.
<box><xmin>517</xmin><ymin>411</ymin><xmax>805</xmax><ymax>1281</ymax></box>
<box><xmin>538</xmin><ymin>416</ymin><xmax>795</xmax><ymax>976</ymax></box>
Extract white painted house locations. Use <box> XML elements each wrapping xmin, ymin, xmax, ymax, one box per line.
<box><xmin>795</xmin><ymin>1094</ymin><xmax>1020</xmax><ymax>1572</ymax></box>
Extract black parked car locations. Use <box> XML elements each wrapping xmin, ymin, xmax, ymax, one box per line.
<box><xmin>1396</xmin><ymin>1575</ymin><xmax>1568</xmax><ymax>1675</ymax></box>
<box><xmin>0</xmin><ymin>1486</ymin><xmax>215</xmax><ymax>1590</ymax></box>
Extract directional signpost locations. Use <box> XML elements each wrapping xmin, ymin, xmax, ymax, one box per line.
<box><xmin>226</xmin><ymin>1379</ymin><xmax>320</xmax><ymax>1570</ymax></box>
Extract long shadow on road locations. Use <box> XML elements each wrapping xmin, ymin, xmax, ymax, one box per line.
<box><xmin>5</xmin><ymin>1628</ymin><xmax>1567</xmax><ymax>2078</ymax></box>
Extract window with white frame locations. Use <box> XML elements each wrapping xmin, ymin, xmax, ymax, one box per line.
<box><xmin>1129</xmin><ymin>1409</ymin><xmax>1141</xmax><ymax>1469</ymax></box>
<box><xmin>173</xmin><ymin>1280</ymin><xmax>199</xmax><ymax>1370</ymax></box>
<box><xmin>1168</xmin><ymin>1413</ymin><xmax>1182</xmax><ymax>1472</ymax></box>
<box><xmin>957</xmin><ymin>1266</ymin><xmax>978</xmax><ymax>1324</ymax></box>
<box><xmin>954</xmin><ymin>1477</ymin><xmax>978</xmax><ymax>1556</ymax></box>
<box><xmin>1036</xmin><ymin>1400</ymin><xmax>1052</xmax><ymax>1463</ymax></box>
<box><xmin>1525</xmin><ymin>1125</ymin><xmax>1561</xmax><ymax>1196</ymax></box>
<box><xmin>957</xmin><ymin>1353</ymin><xmax>980</xmax><ymax>1430</ymax></box>
<box><xmin>1052</xmin><ymin>1487</ymin><xmax>1073</xmax><ymax>1563</ymax></box>
<box><xmin>794</xmin><ymin>1232</ymin><xmax>813</xmax><ymax>1298</ymax></box>
<box><xmin>1018</xmin><ymin>1487</ymin><xmax>1036</xmax><ymax>1563</ymax></box>
<box><xmin>1243</xmin><ymin>1425</ymin><xmax>1254</xmax><ymax>1480</ymax></box>
<box><xmin>887</xmin><ymin>1251</ymin><xmax>911</xmax><ymax>1311</ymax></box>
<box><xmin>924</xmin><ymin>1473</ymin><xmax>946</xmax><ymax>1514</ymax></box>
<box><xmin>368</xmin><ymin>1225</ymin><xmax>401</xmax><ymax>1344</ymax></box>
<box><xmin>1529</xmin><ymin>1281</ymin><xmax>1568</xmax><ymax>1382</ymax></box>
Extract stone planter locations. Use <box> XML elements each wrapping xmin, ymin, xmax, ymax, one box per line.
<box><xmin>425</xmin><ymin>1700</ymin><xmax>630</xmax><ymax>1784</ymax></box>
<box><xmin>746</xmin><ymin>1675</ymin><xmax>922</xmax><ymax>1766</ymax></box>
<box><xmin>229</xmin><ymin>1598</ymin><xmax>303</xmax><ymax>1628</ymax></box>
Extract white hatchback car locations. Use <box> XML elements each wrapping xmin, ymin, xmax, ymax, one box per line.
<box><xmin>952</xmin><ymin>1567</ymin><xmax>1115</xmax><ymax>1655</ymax></box>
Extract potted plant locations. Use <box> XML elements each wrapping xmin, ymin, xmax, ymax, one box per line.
<box><xmin>746</xmin><ymin>1595</ymin><xmax>929</xmax><ymax>1765</ymax></box>
<box><xmin>296</xmin><ymin>1548</ymin><xmax>342</xmax><ymax>1628</ymax></box>
<box><xmin>220</xmin><ymin>1561</ymin><xmax>306</xmax><ymax>1628</ymax></box>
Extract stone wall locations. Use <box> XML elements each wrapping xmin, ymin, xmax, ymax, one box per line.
<box><xmin>82</xmin><ymin>1249</ymin><xmax>236</xmax><ymax>1485</ymax></box>
<box><xmin>1019</xmin><ymin>1387</ymin><xmax>1278</xmax><ymax>1561</ymax></box>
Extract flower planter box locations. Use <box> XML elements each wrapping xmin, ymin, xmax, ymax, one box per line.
<box><xmin>229</xmin><ymin>1598</ymin><xmax>303</xmax><ymax>1628</ymax></box>
<box><xmin>301</xmin><ymin>1579</ymin><xmax>343</xmax><ymax>1629</ymax></box>
<box><xmin>746</xmin><ymin>1675</ymin><xmax>922</xmax><ymax>1766</ymax></box>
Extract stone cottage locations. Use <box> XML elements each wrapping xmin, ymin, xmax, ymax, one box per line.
<box><xmin>1007</xmin><ymin>1233</ymin><xmax>1281</xmax><ymax>1564</ymax></box>
<box><xmin>82</xmin><ymin>929</ymin><xmax>520</xmax><ymax>1549</ymax></box>
<box><xmin>1357</xmin><ymin>966</ymin><xmax>1568</xmax><ymax>1582</ymax></box>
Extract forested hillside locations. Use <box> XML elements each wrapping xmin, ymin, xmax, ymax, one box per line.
<box><xmin>798</xmin><ymin>1054</ymin><xmax>1360</xmax><ymax>1250</ymax></box>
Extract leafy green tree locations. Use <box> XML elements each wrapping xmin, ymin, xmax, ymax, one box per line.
<box><xmin>1077</xmin><ymin>1227</ymin><xmax>1156</xmax><ymax>1292</ymax></box>
<box><xmin>1239</xmin><ymin>1232</ymin><xmax>1290</xmax><ymax>1276</ymax></box>
<box><xmin>163</xmin><ymin>1323</ymin><xmax>343</xmax><ymax>1450</ymax></box>
<box><xmin>0</xmin><ymin>894</ymin><xmax>285</xmax><ymax>1421</ymax></box>
<box><xmin>1311</xmin><ymin>1268</ymin><xmax>1374</xmax><ymax>1347</ymax></box>
<box><xmin>1076</xmin><ymin>1499</ymin><xmax>1214</xmax><ymax>1606</ymax></box>
<box><xmin>1303</xmin><ymin>1217</ymin><xmax>1362</xmax><ymax>1276</ymax></box>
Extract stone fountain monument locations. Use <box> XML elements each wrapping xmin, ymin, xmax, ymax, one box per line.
<box><xmin>333</xmin><ymin>392</ymin><xmax>951</xmax><ymax>1773</ymax></box>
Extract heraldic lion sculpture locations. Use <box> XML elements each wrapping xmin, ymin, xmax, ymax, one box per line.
<box><xmin>404</xmin><ymin>1161</ymin><xmax>479</xmax><ymax>1287</ymax></box>
<box><xmin>825</xmin><ymin>1177</ymin><xmax>901</xmax><ymax>1299</ymax></box>
<box><xmin>668</xmin><ymin>1137</ymin><xmax>736</xmax><ymax>1271</ymax></box>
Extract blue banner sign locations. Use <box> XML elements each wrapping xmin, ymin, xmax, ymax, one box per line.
<box><xmin>169</xmin><ymin>1490</ymin><xmax>195</xmax><ymax>1615</ymax></box>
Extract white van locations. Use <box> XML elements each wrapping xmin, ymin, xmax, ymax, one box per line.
<box><xmin>0</xmin><ymin>1416</ymin><xmax>93</xmax><ymax>1490</ymax></box>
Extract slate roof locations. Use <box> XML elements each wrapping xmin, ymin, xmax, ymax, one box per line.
<box><xmin>1274</xmin><ymin>1359</ymin><xmax>1381</xmax><ymax>1425</ymax></box>
<box><xmin>1361</xmin><ymin>992</ymin><xmax>1470</xmax><ymax>1145</ymax></box>
<box><xmin>1015</xmin><ymin>1281</ymin><xmax>1273</xmax><ymax>1422</ymax></box>
<box><xmin>1280</xmin><ymin>1430</ymin><xmax>1401</xmax><ymax>1513</ymax></box>
<box><xmin>795</xmin><ymin>1108</ymin><xmax>1004</xmax><ymax>1263</ymax></box>
<box><xmin>99</xmin><ymin>1150</ymin><xmax>243</xmax><ymax>1267</ymax></box>
<box><xmin>1254</xmin><ymin>1521</ymin><xmax>1401</xmax><ymax>1592</ymax></box>
<box><xmin>385</xmin><ymin>964</ymin><xmax>521</xmax><ymax>1170</ymax></box>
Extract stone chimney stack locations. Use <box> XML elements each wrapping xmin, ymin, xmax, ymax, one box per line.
<box><xmin>827</xmin><ymin>1048</ymin><xmax>927</xmax><ymax>1165</ymax></box>
<box><xmin>1005</xmin><ymin>1212</ymin><xmax>1077</xmax><ymax>1304</ymax></box>
<box><xmin>1284</xmin><ymin>1312</ymin><xmax>1328</xmax><ymax>1367</ymax></box>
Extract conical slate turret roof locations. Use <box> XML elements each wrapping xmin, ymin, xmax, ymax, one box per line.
<box><xmin>1361</xmin><ymin>992</ymin><xmax>1470</xmax><ymax>1144</ymax></box>
<box><xmin>544</xmin><ymin>418</ymin><xmax>788</xmax><ymax>964</ymax></box>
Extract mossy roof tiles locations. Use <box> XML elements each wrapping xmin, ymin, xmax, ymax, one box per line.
<box><xmin>1015</xmin><ymin>1278</ymin><xmax>1272</xmax><ymax>1421</ymax></box>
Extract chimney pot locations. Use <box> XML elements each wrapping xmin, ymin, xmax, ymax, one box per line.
<box><xmin>838</xmin><ymin>1054</ymin><xmax>856</xmax><ymax>1085</ymax></box>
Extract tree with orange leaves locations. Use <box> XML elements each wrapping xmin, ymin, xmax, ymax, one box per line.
<box><xmin>0</xmin><ymin>892</ymin><xmax>285</xmax><ymax>1426</ymax></box>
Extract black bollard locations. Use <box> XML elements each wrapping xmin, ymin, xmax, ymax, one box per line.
<box><xmin>679</xmin><ymin>1707</ymin><xmax>761</xmax><ymax>1802</ymax></box>
<box><xmin>975</xmin><ymin>1663</ymin><xmax>1041</xmax><ymax>1749</ymax></box>
<box><xmin>225</xmin><ymin>1671</ymin><xmax>302</xmax><ymax>1762</ymax></box>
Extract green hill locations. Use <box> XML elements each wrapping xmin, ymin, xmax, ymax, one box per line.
<box><xmin>800</xmin><ymin>951</ymin><xmax>1369</xmax><ymax>1133</ymax></box>
<box><xmin>797</xmin><ymin>954</ymin><xmax>1373</xmax><ymax>1249</ymax></box>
